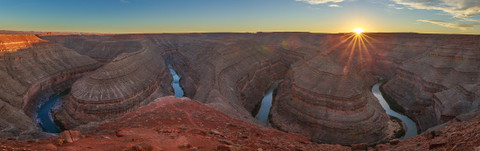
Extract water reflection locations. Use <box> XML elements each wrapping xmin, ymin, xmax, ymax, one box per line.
<box><xmin>255</xmin><ymin>81</ymin><xmax>280</xmax><ymax>124</ymax></box>
<box><xmin>168</xmin><ymin>65</ymin><xmax>184</xmax><ymax>97</ymax></box>
<box><xmin>372</xmin><ymin>83</ymin><xmax>417</xmax><ymax>140</ymax></box>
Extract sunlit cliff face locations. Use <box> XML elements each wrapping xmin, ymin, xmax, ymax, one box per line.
<box><xmin>0</xmin><ymin>35</ymin><xmax>44</xmax><ymax>54</ymax></box>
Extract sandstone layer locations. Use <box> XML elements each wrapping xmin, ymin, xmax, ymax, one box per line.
<box><xmin>434</xmin><ymin>84</ymin><xmax>480</xmax><ymax>121</ymax></box>
<box><xmin>41</xmin><ymin>35</ymin><xmax>143</xmax><ymax>63</ymax></box>
<box><xmin>54</xmin><ymin>40</ymin><xmax>172</xmax><ymax>129</ymax></box>
<box><xmin>0</xmin><ymin>34</ymin><xmax>100</xmax><ymax>138</ymax></box>
<box><xmin>0</xmin><ymin>35</ymin><xmax>43</xmax><ymax>54</ymax></box>
<box><xmin>1</xmin><ymin>33</ymin><xmax>479</xmax><ymax>146</ymax></box>
<box><xmin>146</xmin><ymin>33</ymin><xmax>326</xmax><ymax>126</ymax></box>
<box><xmin>147</xmin><ymin>34</ymin><xmax>294</xmax><ymax>124</ymax></box>
<box><xmin>383</xmin><ymin>35</ymin><xmax>480</xmax><ymax>131</ymax></box>
<box><xmin>47</xmin><ymin>33</ymin><xmax>403</xmax><ymax>145</ymax></box>
<box><xmin>270</xmin><ymin>55</ymin><xmax>392</xmax><ymax>145</ymax></box>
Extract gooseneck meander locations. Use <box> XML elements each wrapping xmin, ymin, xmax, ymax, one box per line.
<box><xmin>372</xmin><ymin>83</ymin><xmax>418</xmax><ymax>140</ymax></box>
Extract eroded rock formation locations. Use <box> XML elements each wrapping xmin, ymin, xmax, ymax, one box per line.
<box><xmin>270</xmin><ymin>55</ymin><xmax>394</xmax><ymax>145</ymax></box>
<box><xmin>41</xmin><ymin>35</ymin><xmax>143</xmax><ymax>63</ymax></box>
<box><xmin>147</xmin><ymin>34</ymin><xmax>295</xmax><ymax>124</ymax></box>
<box><xmin>0</xmin><ymin>34</ymin><xmax>100</xmax><ymax>138</ymax></box>
<box><xmin>4</xmin><ymin>96</ymin><xmax>480</xmax><ymax>150</ymax></box>
<box><xmin>383</xmin><ymin>35</ymin><xmax>480</xmax><ymax>131</ymax></box>
<box><xmin>434</xmin><ymin>84</ymin><xmax>480</xmax><ymax>121</ymax></box>
<box><xmin>1</xmin><ymin>97</ymin><xmax>350</xmax><ymax>151</ymax></box>
<box><xmin>146</xmin><ymin>33</ymin><xmax>328</xmax><ymax>126</ymax></box>
<box><xmin>0</xmin><ymin>35</ymin><xmax>44</xmax><ymax>54</ymax></box>
<box><xmin>0</xmin><ymin>33</ymin><xmax>479</xmax><ymax>147</ymax></box>
<box><xmin>54</xmin><ymin>40</ymin><xmax>172</xmax><ymax>129</ymax></box>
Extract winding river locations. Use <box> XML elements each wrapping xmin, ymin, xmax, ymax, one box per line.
<box><xmin>37</xmin><ymin>90</ymin><xmax>69</xmax><ymax>133</ymax></box>
<box><xmin>168</xmin><ymin>65</ymin><xmax>184</xmax><ymax>97</ymax></box>
<box><xmin>255</xmin><ymin>81</ymin><xmax>280</xmax><ymax>124</ymax></box>
<box><xmin>372</xmin><ymin>83</ymin><xmax>417</xmax><ymax>140</ymax></box>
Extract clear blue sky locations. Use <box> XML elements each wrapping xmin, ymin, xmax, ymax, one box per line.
<box><xmin>1</xmin><ymin>0</ymin><xmax>479</xmax><ymax>34</ymax></box>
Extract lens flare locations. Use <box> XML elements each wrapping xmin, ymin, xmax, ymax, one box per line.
<box><xmin>353</xmin><ymin>28</ymin><xmax>364</xmax><ymax>35</ymax></box>
<box><xmin>326</xmin><ymin>30</ymin><xmax>376</xmax><ymax>74</ymax></box>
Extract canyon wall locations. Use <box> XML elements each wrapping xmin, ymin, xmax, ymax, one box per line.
<box><xmin>141</xmin><ymin>33</ymin><xmax>399</xmax><ymax>144</ymax></box>
<box><xmin>0</xmin><ymin>35</ymin><xmax>44</xmax><ymax>54</ymax></box>
<box><xmin>1</xmin><ymin>33</ymin><xmax>479</xmax><ymax>146</ymax></box>
<box><xmin>319</xmin><ymin>33</ymin><xmax>480</xmax><ymax>133</ymax></box>
<box><xmin>383</xmin><ymin>35</ymin><xmax>480</xmax><ymax>131</ymax></box>
<box><xmin>434</xmin><ymin>83</ymin><xmax>480</xmax><ymax>121</ymax></box>
<box><xmin>54</xmin><ymin>40</ymin><xmax>173</xmax><ymax>129</ymax></box>
<box><xmin>270</xmin><ymin>55</ymin><xmax>393</xmax><ymax>145</ymax></box>
<box><xmin>0</xmin><ymin>34</ymin><xmax>100</xmax><ymax>138</ymax></box>
<box><xmin>41</xmin><ymin>35</ymin><xmax>143</xmax><ymax>63</ymax></box>
<box><xmin>145</xmin><ymin>33</ymin><xmax>325</xmax><ymax>125</ymax></box>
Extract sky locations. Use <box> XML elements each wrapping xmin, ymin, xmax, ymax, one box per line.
<box><xmin>1</xmin><ymin>0</ymin><xmax>480</xmax><ymax>34</ymax></box>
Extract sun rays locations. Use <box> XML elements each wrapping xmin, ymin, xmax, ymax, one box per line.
<box><xmin>342</xmin><ymin>30</ymin><xmax>376</xmax><ymax>73</ymax></box>
<box><xmin>327</xmin><ymin>29</ymin><xmax>377</xmax><ymax>74</ymax></box>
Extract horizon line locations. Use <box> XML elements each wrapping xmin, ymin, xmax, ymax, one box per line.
<box><xmin>1</xmin><ymin>29</ymin><xmax>480</xmax><ymax>36</ymax></box>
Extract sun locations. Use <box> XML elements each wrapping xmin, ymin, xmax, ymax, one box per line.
<box><xmin>353</xmin><ymin>28</ymin><xmax>364</xmax><ymax>34</ymax></box>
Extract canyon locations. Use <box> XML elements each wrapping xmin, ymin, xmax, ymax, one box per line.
<box><xmin>0</xmin><ymin>33</ymin><xmax>479</xmax><ymax>150</ymax></box>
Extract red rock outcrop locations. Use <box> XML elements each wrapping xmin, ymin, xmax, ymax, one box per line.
<box><xmin>4</xmin><ymin>97</ymin><xmax>480</xmax><ymax>150</ymax></box>
<box><xmin>0</xmin><ymin>34</ymin><xmax>100</xmax><ymax>138</ymax></box>
<box><xmin>374</xmin><ymin>114</ymin><xmax>480</xmax><ymax>150</ymax></box>
<box><xmin>0</xmin><ymin>34</ymin><xmax>43</xmax><ymax>54</ymax></box>
<box><xmin>0</xmin><ymin>97</ymin><xmax>350</xmax><ymax>150</ymax></box>
<box><xmin>4</xmin><ymin>97</ymin><xmax>480</xmax><ymax>151</ymax></box>
<box><xmin>54</xmin><ymin>40</ymin><xmax>172</xmax><ymax>129</ymax></box>
<box><xmin>59</xmin><ymin>130</ymin><xmax>84</xmax><ymax>143</ymax></box>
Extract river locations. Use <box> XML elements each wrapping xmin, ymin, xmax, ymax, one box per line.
<box><xmin>255</xmin><ymin>81</ymin><xmax>280</xmax><ymax>124</ymax></box>
<box><xmin>372</xmin><ymin>83</ymin><xmax>417</xmax><ymax>140</ymax></box>
<box><xmin>37</xmin><ymin>89</ymin><xmax>69</xmax><ymax>133</ymax></box>
<box><xmin>168</xmin><ymin>65</ymin><xmax>184</xmax><ymax>97</ymax></box>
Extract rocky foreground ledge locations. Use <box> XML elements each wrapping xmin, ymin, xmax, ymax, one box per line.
<box><xmin>2</xmin><ymin>96</ymin><xmax>480</xmax><ymax>151</ymax></box>
<box><xmin>0</xmin><ymin>97</ymin><xmax>348</xmax><ymax>150</ymax></box>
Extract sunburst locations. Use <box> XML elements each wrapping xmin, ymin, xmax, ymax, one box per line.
<box><xmin>353</xmin><ymin>28</ymin><xmax>364</xmax><ymax>35</ymax></box>
<box><xmin>328</xmin><ymin>28</ymin><xmax>376</xmax><ymax>73</ymax></box>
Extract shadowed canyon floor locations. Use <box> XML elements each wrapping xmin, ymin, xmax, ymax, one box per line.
<box><xmin>0</xmin><ymin>33</ymin><xmax>479</xmax><ymax>150</ymax></box>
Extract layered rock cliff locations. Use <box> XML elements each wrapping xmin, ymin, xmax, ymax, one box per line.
<box><xmin>434</xmin><ymin>84</ymin><xmax>480</xmax><ymax>121</ymax></box>
<box><xmin>383</xmin><ymin>35</ymin><xmax>480</xmax><ymax>131</ymax></box>
<box><xmin>146</xmin><ymin>33</ymin><xmax>329</xmax><ymax>126</ymax></box>
<box><xmin>146</xmin><ymin>34</ymin><xmax>294</xmax><ymax>125</ymax></box>
<box><xmin>1</xmin><ymin>33</ymin><xmax>479</xmax><ymax>147</ymax></box>
<box><xmin>41</xmin><ymin>35</ymin><xmax>143</xmax><ymax>63</ymax></box>
<box><xmin>0</xmin><ymin>34</ymin><xmax>100</xmax><ymax>138</ymax></box>
<box><xmin>54</xmin><ymin>40</ymin><xmax>172</xmax><ymax>129</ymax></box>
<box><xmin>270</xmin><ymin>55</ymin><xmax>394</xmax><ymax>145</ymax></box>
